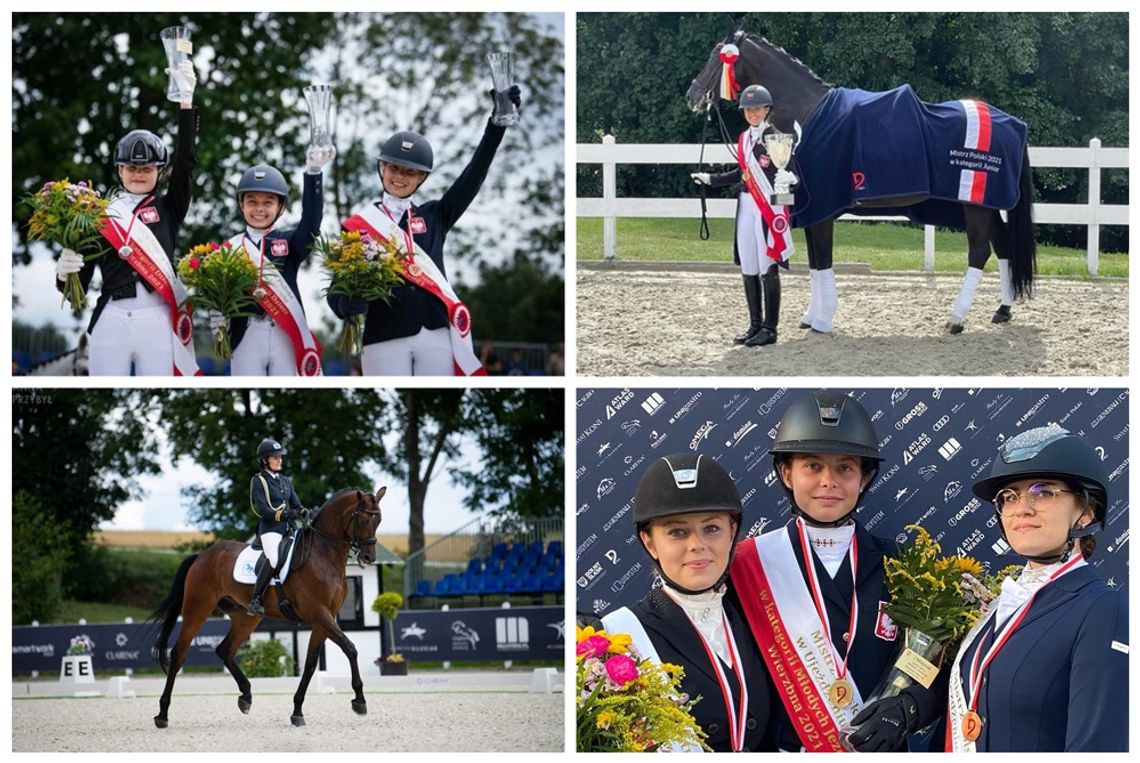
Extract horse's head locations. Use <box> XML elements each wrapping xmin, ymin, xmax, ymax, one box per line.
<box><xmin>685</xmin><ymin>27</ymin><xmax>746</xmax><ymax>113</ymax></box>
<box><xmin>316</xmin><ymin>486</ymin><xmax>386</xmax><ymax>564</ymax></box>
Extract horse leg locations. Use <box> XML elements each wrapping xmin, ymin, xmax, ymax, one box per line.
<box><xmin>291</xmin><ymin>625</ymin><xmax>328</xmax><ymax>727</ymax></box>
<box><xmin>215</xmin><ymin>614</ymin><xmax>260</xmax><ymax>715</ymax></box>
<box><xmin>948</xmin><ymin>207</ymin><xmax>995</xmax><ymax>334</ymax></box>
<box><xmin>312</xmin><ymin>611</ymin><xmax>368</xmax><ymax>717</ymax></box>
<box><xmin>991</xmin><ymin>210</ymin><xmax>1015</xmax><ymax>323</ymax></box>
<box><xmin>154</xmin><ymin>595</ymin><xmax>216</xmax><ymax>728</ymax></box>
<box><xmin>808</xmin><ymin>221</ymin><xmax>837</xmax><ymax>333</ymax></box>
<box><xmin>799</xmin><ymin>226</ymin><xmax>821</xmax><ymax>328</ymax></box>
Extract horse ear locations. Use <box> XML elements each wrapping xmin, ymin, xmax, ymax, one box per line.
<box><xmin>722</xmin><ymin>15</ymin><xmax>738</xmax><ymax>41</ymax></box>
<box><xmin>375</xmin><ymin>486</ymin><xmax>387</xmax><ymax>500</ymax></box>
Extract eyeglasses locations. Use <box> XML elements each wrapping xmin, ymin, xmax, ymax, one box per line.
<box><xmin>993</xmin><ymin>483</ymin><xmax>1076</xmax><ymax>514</ymax></box>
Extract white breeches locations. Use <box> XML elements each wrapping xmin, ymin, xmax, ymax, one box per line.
<box><xmin>361</xmin><ymin>327</ymin><xmax>453</xmax><ymax>376</ymax></box>
<box><xmin>736</xmin><ymin>193</ymin><xmax>777</xmax><ymax>277</ymax></box>
<box><xmin>261</xmin><ymin>531</ymin><xmax>284</xmax><ymax>568</ymax></box>
<box><xmin>231</xmin><ymin>317</ymin><xmax>296</xmax><ymax>376</ymax></box>
<box><xmin>87</xmin><ymin>284</ymin><xmax>174</xmax><ymax>376</ymax></box>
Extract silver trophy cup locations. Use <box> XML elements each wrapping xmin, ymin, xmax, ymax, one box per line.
<box><xmin>486</xmin><ymin>52</ymin><xmax>519</xmax><ymax>127</ymax></box>
<box><xmin>764</xmin><ymin>132</ymin><xmax>798</xmax><ymax>206</ymax></box>
<box><xmin>160</xmin><ymin>27</ymin><xmax>194</xmax><ymax>103</ymax></box>
<box><xmin>303</xmin><ymin>84</ymin><xmax>336</xmax><ymax>150</ymax></box>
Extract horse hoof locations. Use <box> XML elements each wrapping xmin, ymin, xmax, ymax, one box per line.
<box><xmin>352</xmin><ymin>699</ymin><xmax>368</xmax><ymax>716</ymax></box>
<box><xmin>291</xmin><ymin>715</ymin><xmax>305</xmax><ymax>727</ymax></box>
<box><xmin>154</xmin><ymin>716</ymin><xmax>168</xmax><ymax>729</ymax></box>
<box><xmin>947</xmin><ymin>321</ymin><xmax>964</xmax><ymax>335</ymax></box>
<box><xmin>992</xmin><ymin>305</ymin><xmax>1012</xmax><ymax>324</ymax></box>
<box><xmin>809</xmin><ymin>328</ymin><xmax>829</xmax><ymax>335</ymax></box>
<box><xmin>238</xmin><ymin>696</ymin><xmax>251</xmax><ymax>714</ymax></box>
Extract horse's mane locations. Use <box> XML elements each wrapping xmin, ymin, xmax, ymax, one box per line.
<box><xmin>314</xmin><ymin>486</ymin><xmax>373</xmax><ymax>516</ymax></box>
<box><xmin>744</xmin><ymin>34</ymin><xmax>832</xmax><ymax>90</ymax></box>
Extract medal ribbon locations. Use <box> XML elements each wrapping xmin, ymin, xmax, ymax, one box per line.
<box><xmin>664</xmin><ymin>590</ymin><xmax>749</xmax><ymax>752</ymax></box>
<box><xmin>796</xmin><ymin>517</ymin><xmax>859</xmax><ymax>688</ymax></box>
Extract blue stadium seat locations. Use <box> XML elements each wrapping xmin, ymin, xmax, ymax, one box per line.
<box><xmin>547</xmin><ymin>540</ymin><xmax>563</xmax><ymax>557</ymax></box>
<box><xmin>491</xmin><ymin>542</ymin><xmax>508</xmax><ymax>561</ymax></box>
<box><xmin>465</xmin><ymin>558</ymin><xmax>482</xmax><ymax>575</ymax></box>
<box><xmin>541</xmin><ymin>572</ymin><xmax>562</xmax><ymax>592</ymax></box>
<box><xmin>415</xmin><ymin>580</ymin><xmax>431</xmax><ymax>596</ymax></box>
<box><xmin>504</xmin><ymin>574</ymin><xmax>525</xmax><ymax>593</ymax></box>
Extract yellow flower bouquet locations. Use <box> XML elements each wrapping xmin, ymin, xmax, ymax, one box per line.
<box><xmin>576</xmin><ymin>624</ymin><xmax>708</xmax><ymax>752</ymax></box>
<box><xmin>175</xmin><ymin>242</ymin><xmax>261</xmax><ymax>361</ymax></box>
<box><xmin>24</xmin><ymin>179</ymin><xmax>111</xmax><ymax>310</ymax></box>
<box><xmin>316</xmin><ymin>230</ymin><xmax>410</xmax><ymax>354</ymax></box>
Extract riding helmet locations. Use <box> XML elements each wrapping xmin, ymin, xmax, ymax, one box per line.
<box><xmin>972</xmin><ymin>424</ymin><xmax>1108</xmax><ymax>562</ymax></box>
<box><xmin>633</xmin><ymin>453</ymin><xmax>742</xmax><ymax>595</ymax></box>
<box><xmin>377</xmin><ymin>130</ymin><xmax>434</xmax><ymax>174</ymax></box>
<box><xmin>257</xmin><ymin>438</ymin><xmax>287</xmax><ymax>461</ymax></box>
<box><xmin>114</xmin><ymin>130</ymin><xmax>169</xmax><ymax>167</ymax></box>
<box><xmin>738</xmin><ymin>85</ymin><xmax>773</xmax><ymax>110</ymax></box>
<box><xmin>236</xmin><ymin>164</ymin><xmax>290</xmax><ymax>211</ymax></box>
<box><xmin>771</xmin><ymin>390</ymin><xmax>882</xmax><ymax>526</ymax></box>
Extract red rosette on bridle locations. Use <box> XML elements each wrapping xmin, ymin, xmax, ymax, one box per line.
<box><xmin>719</xmin><ymin>44</ymin><xmax>741</xmax><ymax>100</ymax></box>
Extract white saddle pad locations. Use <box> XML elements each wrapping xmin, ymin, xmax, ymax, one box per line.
<box><xmin>233</xmin><ymin>540</ymin><xmax>297</xmax><ymax>585</ymax></box>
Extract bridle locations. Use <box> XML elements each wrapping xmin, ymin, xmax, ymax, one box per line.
<box><xmin>307</xmin><ymin>493</ymin><xmax>380</xmax><ymax>555</ymax></box>
<box><xmin>692</xmin><ymin>39</ymin><xmax>744</xmax><ymax>240</ymax></box>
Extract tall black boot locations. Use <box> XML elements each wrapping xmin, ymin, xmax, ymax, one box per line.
<box><xmin>734</xmin><ymin>275</ymin><xmax>763</xmax><ymax>344</ymax></box>
<box><xmin>747</xmin><ymin>270</ymin><xmax>781</xmax><ymax>347</ymax></box>
<box><xmin>247</xmin><ymin>560</ymin><xmax>274</xmax><ymax>616</ymax></box>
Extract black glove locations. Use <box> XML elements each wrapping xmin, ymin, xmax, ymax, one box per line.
<box><xmin>298</xmin><ymin>507</ymin><xmax>311</xmax><ymax>522</ymax></box>
<box><xmin>846</xmin><ymin>694</ymin><xmax>919</xmax><ymax>752</ymax></box>
<box><xmin>507</xmin><ymin>84</ymin><xmax>521</xmax><ymax>108</ymax></box>
<box><xmin>339</xmin><ymin>296</ymin><xmax>369</xmax><ymax>317</ymax></box>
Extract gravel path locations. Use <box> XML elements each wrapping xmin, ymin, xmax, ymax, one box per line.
<box><xmin>577</xmin><ymin>268</ymin><xmax>1128</xmax><ymax>376</ymax></box>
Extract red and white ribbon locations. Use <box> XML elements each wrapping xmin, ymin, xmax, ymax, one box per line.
<box><xmin>945</xmin><ymin>554</ymin><xmax>1087</xmax><ymax>752</ymax></box>
<box><xmin>738</xmin><ymin>129</ymin><xmax>794</xmax><ymax>263</ymax></box>
<box><xmin>100</xmin><ymin>202</ymin><xmax>201</xmax><ymax>376</ymax></box>
<box><xmin>226</xmin><ymin>233</ymin><xmax>323</xmax><ymax>376</ymax></box>
<box><xmin>957</xmin><ymin>100</ymin><xmax>993</xmax><ymax>204</ymax></box>
<box><xmin>730</xmin><ymin>530</ymin><xmax>862</xmax><ymax>751</ymax></box>
<box><xmin>719</xmin><ymin>44</ymin><xmax>741</xmax><ymax>101</ymax></box>
<box><xmin>796</xmin><ymin>518</ymin><xmax>859</xmax><ymax>694</ymax></box>
<box><xmin>343</xmin><ymin>205</ymin><xmax>484</xmax><ymax>376</ymax></box>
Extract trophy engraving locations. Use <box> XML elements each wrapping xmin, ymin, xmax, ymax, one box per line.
<box><xmin>160</xmin><ymin>27</ymin><xmax>194</xmax><ymax>103</ymax></box>
<box><xmin>486</xmin><ymin>52</ymin><xmax>520</xmax><ymax>127</ymax></box>
<box><xmin>303</xmin><ymin>84</ymin><xmax>336</xmax><ymax>150</ymax></box>
<box><xmin>764</xmin><ymin>132</ymin><xmax>798</xmax><ymax>206</ymax></box>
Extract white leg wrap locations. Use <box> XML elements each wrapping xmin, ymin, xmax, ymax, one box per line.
<box><xmin>997</xmin><ymin>259</ymin><xmax>1015</xmax><ymax>306</ymax></box>
<box><xmin>811</xmin><ymin>268</ymin><xmax>837</xmax><ymax>333</ymax></box>
<box><xmin>951</xmin><ymin>266</ymin><xmax>985</xmax><ymax>324</ymax></box>
<box><xmin>800</xmin><ymin>269</ymin><xmax>819</xmax><ymax>326</ymax></box>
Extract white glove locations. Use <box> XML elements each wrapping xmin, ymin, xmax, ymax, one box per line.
<box><xmin>208</xmin><ymin>309</ymin><xmax>228</xmax><ymax>332</ymax></box>
<box><xmin>306</xmin><ymin>145</ymin><xmax>336</xmax><ymax>173</ymax></box>
<box><xmin>691</xmin><ymin>172</ymin><xmax>711</xmax><ymax>186</ymax></box>
<box><xmin>166</xmin><ymin>60</ymin><xmax>197</xmax><ymax>103</ymax></box>
<box><xmin>56</xmin><ymin>248</ymin><xmax>84</xmax><ymax>281</ymax></box>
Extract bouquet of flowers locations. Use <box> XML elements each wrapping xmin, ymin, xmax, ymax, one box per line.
<box><xmin>24</xmin><ymin>179</ymin><xmax>111</xmax><ymax>310</ymax></box>
<box><xmin>68</xmin><ymin>634</ymin><xmax>95</xmax><ymax>656</ymax></box>
<box><xmin>576</xmin><ymin>624</ymin><xmax>708</xmax><ymax>752</ymax></box>
<box><xmin>316</xmin><ymin>230</ymin><xmax>410</xmax><ymax>354</ymax></box>
<box><xmin>176</xmin><ymin>242</ymin><xmax>261</xmax><ymax>361</ymax></box>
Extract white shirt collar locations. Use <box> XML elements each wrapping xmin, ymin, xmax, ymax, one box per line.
<box><xmin>381</xmin><ymin>192</ymin><xmax>414</xmax><ymax>220</ymax></box>
<box><xmin>661</xmin><ymin>586</ymin><xmax>730</xmax><ymax>664</ymax></box>
<box><xmin>804</xmin><ymin>522</ymin><xmax>855</xmax><ymax>578</ymax></box>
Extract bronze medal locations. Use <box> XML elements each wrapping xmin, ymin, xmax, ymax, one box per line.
<box><xmin>741</xmin><ymin>170</ymin><xmax>751</xmax><ymax>182</ymax></box>
<box><xmin>961</xmin><ymin>710</ymin><xmax>983</xmax><ymax>742</ymax></box>
<box><xmin>827</xmin><ymin>678</ymin><xmax>853</xmax><ymax>709</ymax></box>
<box><xmin>118</xmin><ymin>245</ymin><xmax>133</xmax><ymax>260</ymax></box>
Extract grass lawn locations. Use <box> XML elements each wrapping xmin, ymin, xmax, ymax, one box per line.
<box><xmin>58</xmin><ymin>600</ymin><xmax>154</xmax><ymax>624</ymax></box>
<box><xmin>576</xmin><ymin>218</ymin><xmax>1127</xmax><ymax>278</ymax></box>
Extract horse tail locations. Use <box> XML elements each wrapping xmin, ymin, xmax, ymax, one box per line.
<box><xmin>148</xmin><ymin>553</ymin><xmax>198</xmax><ymax>674</ymax></box>
<box><xmin>1005</xmin><ymin>144</ymin><xmax>1037</xmax><ymax>299</ymax></box>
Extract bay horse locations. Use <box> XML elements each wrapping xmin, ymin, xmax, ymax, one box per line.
<box><xmin>150</xmin><ymin>486</ymin><xmax>385</xmax><ymax>728</ymax></box>
<box><xmin>686</xmin><ymin>28</ymin><xmax>1036</xmax><ymax>334</ymax></box>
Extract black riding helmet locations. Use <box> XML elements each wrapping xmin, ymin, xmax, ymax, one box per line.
<box><xmin>236</xmin><ymin>165</ymin><xmax>290</xmax><ymax>223</ymax></box>
<box><xmin>633</xmin><ymin>453</ymin><xmax>742</xmax><ymax>595</ymax></box>
<box><xmin>114</xmin><ymin>130</ymin><xmax>169</xmax><ymax>167</ymax></box>
<box><xmin>739</xmin><ymin>84</ymin><xmax>773</xmax><ymax>110</ymax></box>
<box><xmin>972</xmin><ymin>424</ymin><xmax>1108</xmax><ymax>564</ymax></box>
<box><xmin>771</xmin><ymin>390</ymin><xmax>883</xmax><ymax>527</ymax></box>
<box><xmin>377</xmin><ymin>130</ymin><xmax>434</xmax><ymax>176</ymax></box>
<box><xmin>257</xmin><ymin>438</ymin><xmax>287</xmax><ymax>464</ymax></box>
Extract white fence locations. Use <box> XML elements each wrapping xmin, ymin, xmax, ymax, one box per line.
<box><xmin>577</xmin><ymin>137</ymin><xmax>1128</xmax><ymax>275</ymax></box>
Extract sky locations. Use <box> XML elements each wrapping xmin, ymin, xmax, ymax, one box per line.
<box><xmin>102</xmin><ymin>423</ymin><xmax>485</xmax><ymax>536</ymax></box>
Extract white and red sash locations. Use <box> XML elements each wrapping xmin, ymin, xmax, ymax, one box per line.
<box><xmin>730</xmin><ymin>530</ymin><xmax>861</xmax><ymax>751</ymax></box>
<box><xmin>226</xmin><ymin>233</ymin><xmax>322</xmax><ymax>376</ymax></box>
<box><xmin>100</xmin><ymin>199</ymin><xmax>201</xmax><ymax>376</ymax></box>
<box><xmin>342</xmin><ymin>204</ymin><xmax>484</xmax><ymax>376</ymax></box>
<box><xmin>957</xmin><ymin>100</ymin><xmax>993</xmax><ymax>204</ymax></box>
<box><xmin>945</xmin><ymin>555</ymin><xmax>1087</xmax><ymax>753</ymax></box>
<box><xmin>737</xmin><ymin>129</ymin><xmax>794</xmax><ymax>264</ymax></box>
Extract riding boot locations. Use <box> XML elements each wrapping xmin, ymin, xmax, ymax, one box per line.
<box><xmin>747</xmin><ymin>270</ymin><xmax>780</xmax><ymax>347</ymax></box>
<box><xmin>247</xmin><ymin>561</ymin><xmax>274</xmax><ymax>616</ymax></box>
<box><xmin>734</xmin><ymin>275</ymin><xmax>763</xmax><ymax>344</ymax></box>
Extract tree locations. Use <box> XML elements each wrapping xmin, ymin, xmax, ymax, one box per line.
<box><xmin>157</xmin><ymin>389</ymin><xmax>389</xmax><ymax>537</ymax></box>
<box><xmin>13</xmin><ymin>491</ymin><xmax>70</xmax><ymax>623</ymax></box>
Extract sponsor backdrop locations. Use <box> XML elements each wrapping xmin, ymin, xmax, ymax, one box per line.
<box><xmin>576</xmin><ymin>388</ymin><xmax>1128</xmax><ymax>617</ymax></box>
<box><xmin>12</xmin><ymin>607</ymin><xmax>564</xmax><ymax>672</ymax></box>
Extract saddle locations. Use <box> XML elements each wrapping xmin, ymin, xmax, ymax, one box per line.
<box><xmin>232</xmin><ymin>532</ymin><xmax>305</xmax><ymax>623</ymax></box>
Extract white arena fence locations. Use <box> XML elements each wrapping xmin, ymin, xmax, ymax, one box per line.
<box><xmin>577</xmin><ymin>137</ymin><xmax>1128</xmax><ymax>275</ymax></box>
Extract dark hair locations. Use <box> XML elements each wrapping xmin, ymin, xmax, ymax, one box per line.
<box><xmin>777</xmin><ymin>452</ymin><xmax>878</xmax><ymax>477</ymax></box>
<box><xmin>1068</xmin><ymin>479</ymin><xmax>1100</xmax><ymax>559</ymax></box>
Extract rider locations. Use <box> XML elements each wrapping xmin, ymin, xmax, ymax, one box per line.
<box><xmin>691</xmin><ymin>84</ymin><xmax>793</xmax><ymax>348</ymax></box>
<box><xmin>248</xmin><ymin>438</ymin><xmax>308</xmax><ymax>615</ymax></box>
<box><xmin>330</xmin><ymin>85</ymin><xmax>521</xmax><ymax>376</ymax></box>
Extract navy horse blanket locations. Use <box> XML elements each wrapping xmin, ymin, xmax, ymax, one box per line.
<box><xmin>791</xmin><ymin>85</ymin><xmax>1028</xmax><ymax>230</ymax></box>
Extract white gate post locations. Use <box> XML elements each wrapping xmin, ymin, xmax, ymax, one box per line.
<box><xmin>1086</xmin><ymin>137</ymin><xmax>1101</xmax><ymax>276</ymax></box>
<box><xmin>923</xmin><ymin>225</ymin><xmax>935</xmax><ymax>271</ymax></box>
<box><xmin>602</xmin><ymin>134</ymin><xmax>617</xmax><ymax>260</ymax></box>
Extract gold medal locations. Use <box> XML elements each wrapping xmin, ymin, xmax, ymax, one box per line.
<box><xmin>118</xmin><ymin>245</ymin><xmax>133</xmax><ymax>259</ymax></box>
<box><xmin>741</xmin><ymin>170</ymin><xmax>751</xmax><ymax>182</ymax></box>
<box><xmin>827</xmin><ymin>678</ymin><xmax>853</xmax><ymax>709</ymax></box>
<box><xmin>961</xmin><ymin>710</ymin><xmax>983</xmax><ymax>742</ymax></box>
